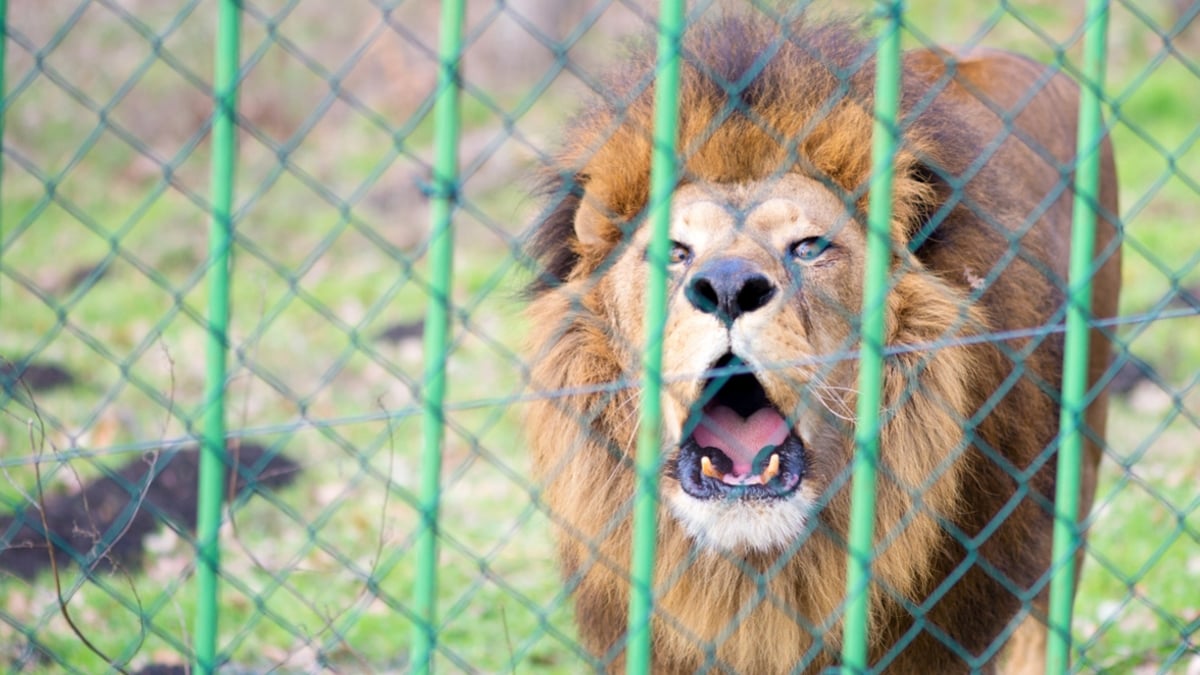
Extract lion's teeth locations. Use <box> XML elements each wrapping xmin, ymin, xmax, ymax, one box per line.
<box><xmin>761</xmin><ymin>453</ymin><xmax>780</xmax><ymax>483</ymax></box>
<box><xmin>701</xmin><ymin>455</ymin><xmax>722</xmax><ymax>480</ymax></box>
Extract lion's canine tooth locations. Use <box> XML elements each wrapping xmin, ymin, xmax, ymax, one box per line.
<box><xmin>761</xmin><ymin>453</ymin><xmax>780</xmax><ymax>483</ymax></box>
<box><xmin>701</xmin><ymin>455</ymin><xmax>722</xmax><ymax>480</ymax></box>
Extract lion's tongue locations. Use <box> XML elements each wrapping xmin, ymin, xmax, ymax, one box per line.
<box><xmin>693</xmin><ymin>405</ymin><xmax>789</xmax><ymax>476</ymax></box>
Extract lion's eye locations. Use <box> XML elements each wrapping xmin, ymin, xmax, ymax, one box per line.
<box><xmin>643</xmin><ymin>241</ymin><xmax>693</xmax><ymax>266</ymax></box>
<box><xmin>668</xmin><ymin>241</ymin><xmax>693</xmax><ymax>265</ymax></box>
<box><xmin>790</xmin><ymin>236</ymin><xmax>832</xmax><ymax>263</ymax></box>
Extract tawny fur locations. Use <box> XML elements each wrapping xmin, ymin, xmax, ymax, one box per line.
<box><xmin>524</xmin><ymin>14</ymin><xmax>1120</xmax><ymax>674</ymax></box>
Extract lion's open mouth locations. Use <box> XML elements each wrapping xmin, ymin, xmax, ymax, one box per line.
<box><xmin>676</xmin><ymin>354</ymin><xmax>805</xmax><ymax>500</ymax></box>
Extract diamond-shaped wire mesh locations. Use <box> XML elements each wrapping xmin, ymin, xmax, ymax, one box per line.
<box><xmin>0</xmin><ymin>1</ymin><xmax>1196</xmax><ymax>672</ymax></box>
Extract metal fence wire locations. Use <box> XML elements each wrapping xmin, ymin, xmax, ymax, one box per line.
<box><xmin>0</xmin><ymin>1</ymin><xmax>1197</xmax><ymax>673</ymax></box>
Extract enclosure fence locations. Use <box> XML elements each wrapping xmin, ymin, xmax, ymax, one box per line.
<box><xmin>1</xmin><ymin>1</ymin><xmax>1198</xmax><ymax>674</ymax></box>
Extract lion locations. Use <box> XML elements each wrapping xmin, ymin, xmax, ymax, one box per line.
<box><xmin>523</xmin><ymin>13</ymin><xmax>1120</xmax><ymax>674</ymax></box>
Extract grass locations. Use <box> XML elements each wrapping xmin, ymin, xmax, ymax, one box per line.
<box><xmin>1</xmin><ymin>0</ymin><xmax>1197</xmax><ymax>672</ymax></box>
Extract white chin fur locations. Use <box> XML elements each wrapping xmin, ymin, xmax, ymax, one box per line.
<box><xmin>666</xmin><ymin>490</ymin><xmax>814</xmax><ymax>553</ymax></box>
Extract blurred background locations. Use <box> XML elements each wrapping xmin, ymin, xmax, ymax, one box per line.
<box><xmin>0</xmin><ymin>0</ymin><xmax>1197</xmax><ymax>672</ymax></box>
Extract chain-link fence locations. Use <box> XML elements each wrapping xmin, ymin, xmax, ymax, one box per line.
<box><xmin>0</xmin><ymin>1</ymin><xmax>1197</xmax><ymax>673</ymax></box>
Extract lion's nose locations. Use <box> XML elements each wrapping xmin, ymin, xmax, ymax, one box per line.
<box><xmin>686</xmin><ymin>258</ymin><xmax>777</xmax><ymax>324</ymax></box>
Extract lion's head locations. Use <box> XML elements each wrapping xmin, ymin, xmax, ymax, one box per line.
<box><xmin>607</xmin><ymin>175</ymin><xmax>872</xmax><ymax>553</ymax></box>
<box><xmin>524</xmin><ymin>12</ymin><xmax>1119</xmax><ymax>673</ymax></box>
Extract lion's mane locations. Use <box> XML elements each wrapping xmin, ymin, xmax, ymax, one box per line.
<box><xmin>524</xmin><ymin>14</ymin><xmax>1119</xmax><ymax>674</ymax></box>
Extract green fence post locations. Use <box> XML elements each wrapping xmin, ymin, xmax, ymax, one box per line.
<box><xmin>1047</xmin><ymin>0</ymin><xmax>1110</xmax><ymax>672</ymax></box>
<box><xmin>841</xmin><ymin>2</ymin><xmax>903</xmax><ymax>673</ymax></box>
<box><xmin>626</xmin><ymin>0</ymin><xmax>685</xmax><ymax>673</ymax></box>
<box><xmin>0</xmin><ymin>0</ymin><xmax>7</xmax><ymax>313</ymax></box>
<box><xmin>194</xmin><ymin>0</ymin><xmax>241</xmax><ymax>672</ymax></box>
<box><xmin>410</xmin><ymin>0</ymin><xmax>465</xmax><ymax>672</ymax></box>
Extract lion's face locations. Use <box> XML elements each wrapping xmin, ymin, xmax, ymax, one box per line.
<box><xmin>603</xmin><ymin>173</ymin><xmax>868</xmax><ymax>553</ymax></box>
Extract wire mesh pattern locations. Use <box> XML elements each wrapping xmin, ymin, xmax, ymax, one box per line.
<box><xmin>0</xmin><ymin>1</ymin><xmax>1197</xmax><ymax>673</ymax></box>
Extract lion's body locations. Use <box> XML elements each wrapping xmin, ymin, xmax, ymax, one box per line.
<box><xmin>525</xmin><ymin>16</ymin><xmax>1119</xmax><ymax>674</ymax></box>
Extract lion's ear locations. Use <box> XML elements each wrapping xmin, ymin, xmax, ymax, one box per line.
<box><xmin>574</xmin><ymin>191</ymin><xmax>621</xmax><ymax>249</ymax></box>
